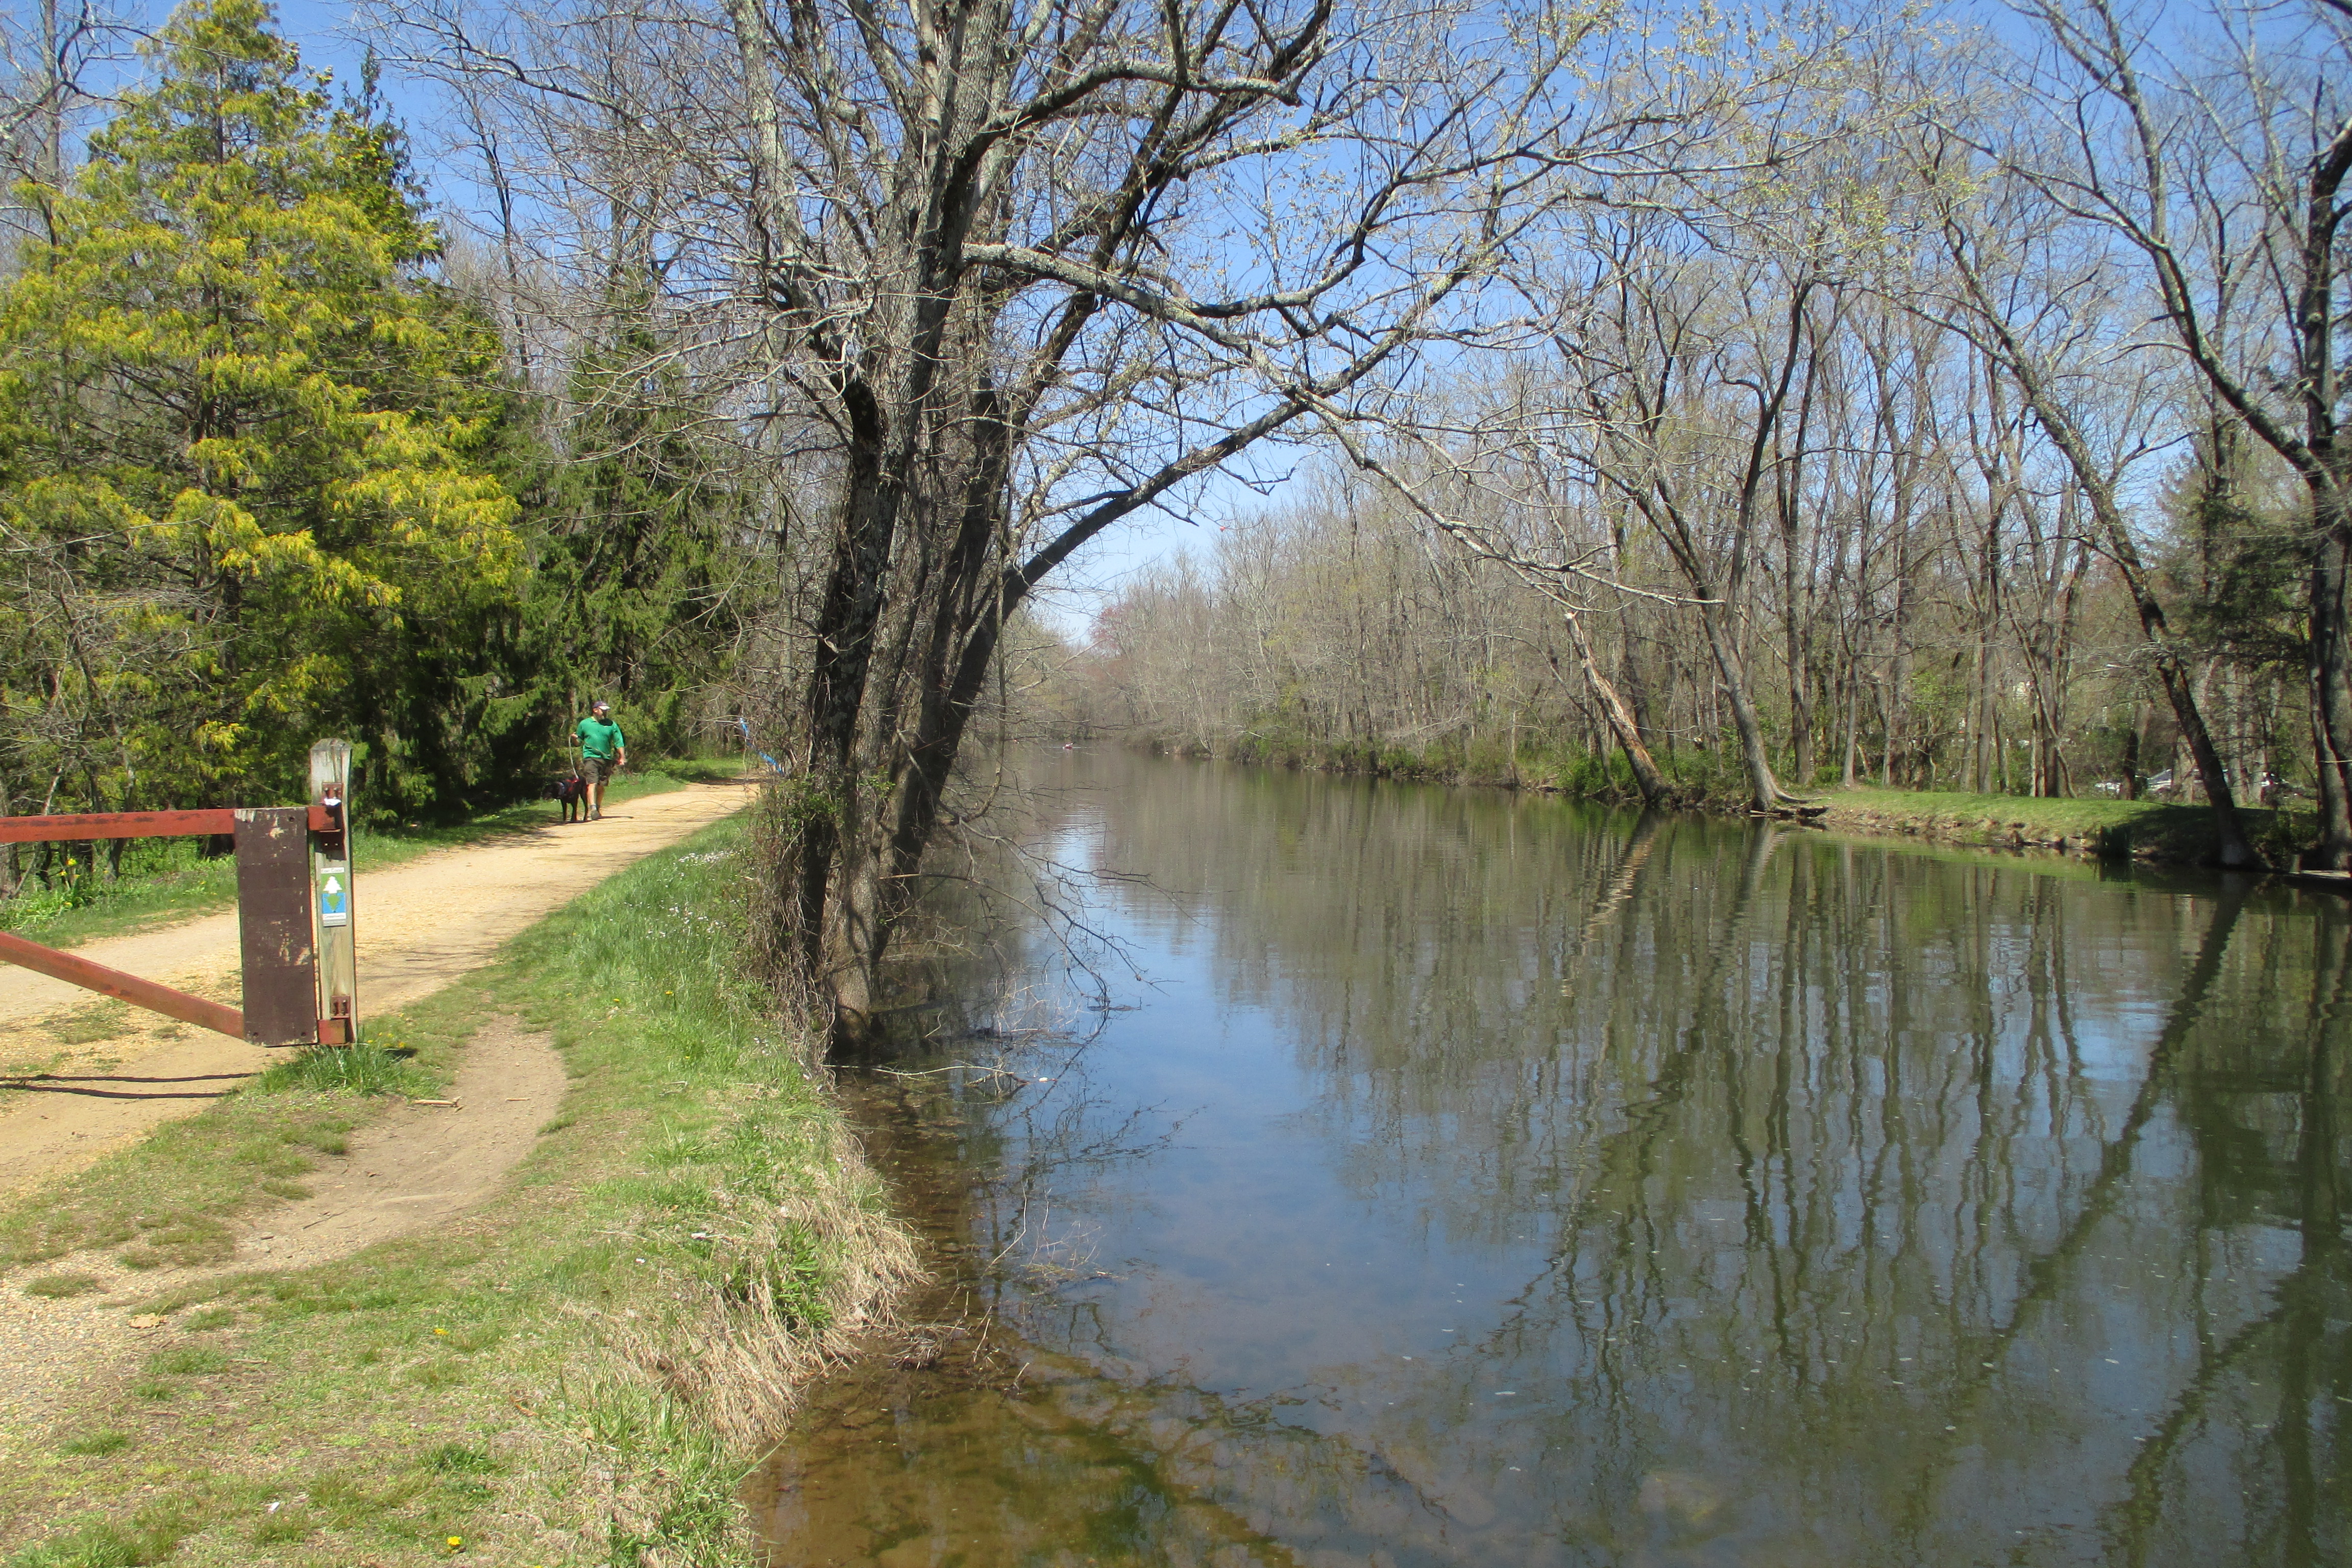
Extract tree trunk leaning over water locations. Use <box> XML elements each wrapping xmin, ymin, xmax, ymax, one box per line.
<box><xmin>710</xmin><ymin>0</ymin><xmax>1709</xmax><ymax>1049</ymax></box>
<box><xmin>1557</xmin><ymin>611</ymin><xmax>1675</xmax><ymax>808</ymax></box>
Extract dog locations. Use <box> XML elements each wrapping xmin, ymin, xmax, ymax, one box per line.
<box><xmin>549</xmin><ymin>770</ymin><xmax>587</xmax><ymax>824</ymax></box>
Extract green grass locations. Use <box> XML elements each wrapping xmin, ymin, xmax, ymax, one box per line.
<box><xmin>40</xmin><ymin>1001</ymin><xmax>134</xmax><ymax>1047</ymax></box>
<box><xmin>22</xmin><ymin>1272</ymin><xmax>101</xmax><ymax>1298</ymax></box>
<box><xmin>248</xmin><ymin>1041</ymin><xmax>432</xmax><ymax>1099</ymax></box>
<box><xmin>0</xmin><ymin>760</ymin><xmax>741</xmax><ymax>951</ymax></box>
<box><xmin>4</xmin><ymin>1501</ymin><xmax>203</xmax><ymax>1567</ymax></box>
<box><xmin>1817</xmin><ymin>786</ymin><xmax>2308</xmax><ymax>864</ymax></box>
<box><xmin>0</xmin><ymin>813</ymin><xmax>915</xmax><ymax>1568</ymax></box>
<box><xmin>143</xmin><ymin>1347</ymin><xmax>229</xmax><ymax>1377</ymax></box>
<box><xmin>0</xmin><ymin>1076</ymin><xmax>375</xmax><ymax>1271</ymax></box>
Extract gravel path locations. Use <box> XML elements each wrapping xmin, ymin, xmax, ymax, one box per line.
<box><xmin>0</xmin><ymin>1017</ymin><xmax>569</xmax><ymax>1455</ymax></box>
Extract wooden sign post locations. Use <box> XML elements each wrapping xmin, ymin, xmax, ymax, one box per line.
<box><xmin>309</xmin><ymin>739</ymin><xmax>358</xmax><ymax>1044</ymax></box>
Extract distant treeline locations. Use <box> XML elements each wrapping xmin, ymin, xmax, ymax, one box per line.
<box><xmin>1044</xmin><ymin>135</ymin><xmax>2318</xmax><ymax>824</ymax></box>
<box><xmin>1054</xmin><ymin>427</ymin><xmax>2293</xmax><ymax>809</ymax></box>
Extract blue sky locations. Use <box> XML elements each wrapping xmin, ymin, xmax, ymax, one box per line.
<box><xmin>77</xmin><ymin>0</ymin><xmax>1226</xmax><ymax>636</ymax></box>
<box><xmin>256</xmin><ymin>0</ymin><xmax>1315</xmax><ymax>639</ymax></box>
<box><xmin>108</xmin><ymin>0</ymin><xmax>2234</xmax><ymax>643</ymax></box>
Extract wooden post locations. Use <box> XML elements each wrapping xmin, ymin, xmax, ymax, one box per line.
<box><xmin>310</xmin><ymin>740</ymin><xmax>357</xmax><ymax>1044</ymax></box>
<box><xmin>234</xmin><ymin>807</ymin><xmax>318</xmax><ymax>1045</ymax></box>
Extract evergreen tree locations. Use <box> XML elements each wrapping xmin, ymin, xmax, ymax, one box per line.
<box><xmin>533</xmin><ymin>305</ymin><xmax>747</xmax><ymax>756</ymax></box>
<box><xmin>0</xmin><ymin>0</ymin><xmax>531</xmax><ymax>819</ymax></box>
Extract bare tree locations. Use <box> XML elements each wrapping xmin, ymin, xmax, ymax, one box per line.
<box><xmin>1358</xmin><ymin>202</ymin><xmax>1845</xmax><ymax>815</ymax></box>
<box><xmin>1914</xmin><ymin>114</ymin><xmax>2265</xmax><ymax>864</ymax></box>
<box><xmin>1992</xmin><ymin>0</ymin><xmax>2352</xmax><ymax>862</ymax></box>
<box><xmin>0</xmin><ymin>0</ymin><xmax>138</xmax><ymax>289</ymax></box>
<box><xmin>377</xmin><ymin>0</ymin><xmax>1721</xmax><ymax>1046</ymax></box>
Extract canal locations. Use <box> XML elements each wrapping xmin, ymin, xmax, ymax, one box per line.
<box><xmin>755</xmin><ymin>748</ymin><xmax>2349</xmax><ymax>1566</ymax></box>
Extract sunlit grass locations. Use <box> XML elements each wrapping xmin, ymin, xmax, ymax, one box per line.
<box><xmin>0</xmin><ymin>814</ymin><xmax>915</xmax><ymax>1568</ymax></box>
<box><xmin>1824</xmin><ymin>785</ymin><xmax>2309</xmax><ymax>863</ymax></box>
<box><xmin>250</xmin><ymin>1043</ymin><xmax>430</xmax><ymax>1099</ymax></box>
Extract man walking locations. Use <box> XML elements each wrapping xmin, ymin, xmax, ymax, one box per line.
<box><xmin>576</xmin><ymin>700</ymin><xmax>627</xmax><ymax>820</ymax></box>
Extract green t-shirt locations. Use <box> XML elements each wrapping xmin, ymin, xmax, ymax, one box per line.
<box><xmin>577</xmin><ymin>716</ymin><xmax>625</xmax><ymax>760</ymax></box>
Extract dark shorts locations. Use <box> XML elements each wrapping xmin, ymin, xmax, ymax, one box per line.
<box><xmin>582</xmin><ymin>755</ymin><xmax>617</xmax><ymax>786</ymax></box>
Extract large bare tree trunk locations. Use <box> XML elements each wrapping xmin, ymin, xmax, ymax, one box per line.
<box><xmin>1557</xmin><ymin>609</ymin><xmax>1674</xmax><ymax>807</ymax></box>
<box><xmin>1697</xmin><ymin>598</ymin><xmax>1784</xmax><ymax>813</ymax></box>
<box><xmin>2308</xmin><ymin>519</ymin><xmax>2352</xmax><ymax>863</ymax></box>
<box><xmin>693</xmin><ymin>0</ymin><xmax>1623</xmax><ymax>1049</ymax></box>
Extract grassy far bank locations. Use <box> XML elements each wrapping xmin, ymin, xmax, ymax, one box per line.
<box><xmin>1810</xmin><ymin>787</ymin><xmax>2308</xmax><ymax>865</ymax></box>
<box><xmin>1144</xmin><ymin>731</ymin><xmax>2311</xmax><ymax>866</ymax></box>
<box><xmin>0</xmin><ymin>760</ymin><xmax>743</xmax><ymax>951</ymax></box>
<box><xmin>0</xmin><ymin>813</ymin><xmax>916</xmax><ymax>1568</ymax></box>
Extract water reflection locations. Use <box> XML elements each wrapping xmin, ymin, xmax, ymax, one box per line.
<box><xmin>756</xmin><ymin>751</ymin><xmax>2352</xmax><ymax>1566</ymax></box>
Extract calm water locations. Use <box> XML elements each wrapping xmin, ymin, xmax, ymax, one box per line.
<box><xmin>754</xmin><ymin>750</ymin><xmax>2351</xmax><ymax>1566</ymax></box>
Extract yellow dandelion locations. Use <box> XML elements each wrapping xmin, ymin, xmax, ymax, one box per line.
<box><xmin>447</xmin><ymin>1537</ymin><xmax>462</xmax><ymax>1548</ymax></box>
<box><xmin>434</xmin><ymin>1327</ymin><xmax>449</xmax><ymax>1335</ymax></box>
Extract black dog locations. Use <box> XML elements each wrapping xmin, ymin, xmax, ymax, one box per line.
<box><xmin>549</xmin><ymin>771</ymin><xmax>587</xmax><ymax>823</ymax></box>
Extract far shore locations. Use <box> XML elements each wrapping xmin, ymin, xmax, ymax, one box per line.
<box><xmin>1120</xmin><ymin>737</ymin><xmax>2309</xmax><ymax>869</ymax></box>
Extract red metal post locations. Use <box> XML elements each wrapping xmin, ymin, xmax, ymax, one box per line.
<box><xmin>0</xmin><ymin>808</ymin><xmax>237</xmax><ymax>843</ymax></box>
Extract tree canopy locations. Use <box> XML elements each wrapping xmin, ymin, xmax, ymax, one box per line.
<box><xmin>0</xmin><ymin>0</ymin><xmax>529</xmax><ymax>818</ymax></box>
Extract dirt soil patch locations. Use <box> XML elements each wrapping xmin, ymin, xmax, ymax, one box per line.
<box><xmin>0</xmin><ymin>1016</ymin><xmax>568</xmax><ymax>1456</ymax></box>
<box><xmin>0</xmin><ymin>779</ymin><xmax>754</xmax><ymax>1198</ymax></box>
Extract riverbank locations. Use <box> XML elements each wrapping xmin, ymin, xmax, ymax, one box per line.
<box><xmin>0</xmin><ymin>815</ymin><xmax>916</xmax><ymax>1567</ymax></box>
<box><xmin>1135</xmin><ymin>736</ymin><xmax>2304</xmax><ymax>866</ymax></box>
<box><xmin>1805</xmin><ymin>787</ymin><xmax>2306</xmax><ymax>864</ymax></box>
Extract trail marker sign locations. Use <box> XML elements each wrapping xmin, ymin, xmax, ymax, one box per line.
<box><xmin>318</xmin><ymin>870</ymin><xmax>349</xmax><ymax>926</ymax></box>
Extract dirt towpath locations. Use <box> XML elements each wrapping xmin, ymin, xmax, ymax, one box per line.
<box><xmin>0</xmin><ymin>780</ymin><xmax>754</xmax><ymax>1198</ymax></box>
<box><xmin>0</xmin><ymin>1016</ymin><xmax>569</xmax><ymax>1454</ymax></box>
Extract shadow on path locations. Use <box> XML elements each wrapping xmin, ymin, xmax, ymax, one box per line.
<box><xmin>1</xmin><ymin>1071</ymin><xmax>250</xmax><ymax>1100</ymax></box>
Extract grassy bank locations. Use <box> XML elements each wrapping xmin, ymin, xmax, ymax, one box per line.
<box><xmin>0</xmin><ymin>813</ymin><xmax>916</xmax><ymax>1567</ymax></box>
<box><xmin>1140</xmin><ymin>734</ymin><xmax>2307</xmax><ymax>866</ymax></box>
<box><xmin>1</xmin><ymin>761</ymin><xmax>739</xmax><ymax>951</ymax></box>
<box><xmin>1810</xmin><ymin>787</ymin><xmax>2306</xmax><ymax>864</ymax></box>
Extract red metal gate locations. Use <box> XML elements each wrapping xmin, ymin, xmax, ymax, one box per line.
<box><xmin>0</xmin><ymin>793</ymin><xmax>353</xmax><ymax>1047</ymax></box>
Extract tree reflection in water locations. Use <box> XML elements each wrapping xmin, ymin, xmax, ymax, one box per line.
<box><xmin>755</xmin><ymin>750</ymin><xmax>2351</xmax><ymax>1567</ymax></box>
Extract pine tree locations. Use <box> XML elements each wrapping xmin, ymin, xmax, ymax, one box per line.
<box><xmin>0</xmin><ymin>0</ymin><xmax>528</xmax><ymax>818</ymax></box>
<box><xmin>533</xmin><ymin>304</ymin><xmax>747</xmax><ymax>757</ymax></box>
